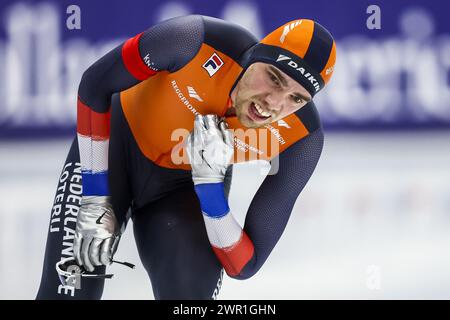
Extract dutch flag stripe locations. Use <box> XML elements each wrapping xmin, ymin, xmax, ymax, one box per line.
<box><xmin>202</xmin><ymin>214</ymin><xmax>243</xmax><ymax>248</ymax></box>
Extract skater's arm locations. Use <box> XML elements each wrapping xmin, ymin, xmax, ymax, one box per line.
<box><xmin>77</xmin><ymin>15</ymin><xmax>204</xmax><ymax>195</ymax></box>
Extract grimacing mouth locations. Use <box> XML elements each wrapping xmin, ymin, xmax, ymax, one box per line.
<box><xmin>248</xmin><ymin>99</ymin><xmax>283</xmax><ymax>122</ymax></box>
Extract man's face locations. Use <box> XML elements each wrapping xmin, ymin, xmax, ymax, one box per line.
<box><xmin>230</xmin><ymin>62</ymin><xmax>312</xmax><ymax>128</ymax></box>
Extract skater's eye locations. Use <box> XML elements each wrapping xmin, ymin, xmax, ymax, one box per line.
<box><xmin>267</xmin><ymin>71</ymin><xmax>281</xmax><ymax>87</ymax></box>
<box><xmin>291</xmin><ymin>94</ymin><xmax>304</xmax><ymax>104</ymax></box>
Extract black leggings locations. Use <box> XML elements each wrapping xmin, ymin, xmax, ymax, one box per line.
<box><xmin>36</xmin><ymin>96</ymin><xmax>231</xmax><ymax>299</ymax></box>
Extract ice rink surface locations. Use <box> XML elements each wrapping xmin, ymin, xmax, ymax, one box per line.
<box><xmin>1</xmin><ymin>131</ymin><xmax>450</xmax><ymax>299</ymax></box>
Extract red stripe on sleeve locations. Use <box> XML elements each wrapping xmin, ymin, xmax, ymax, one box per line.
<box><xmin>122</xmin><ymin>32</ymin><xmax>157</xmax><ymax>81</ymax></box>
<box><xmin>77</xmin><ymin>98</ymin><xmax>110</xmax><ymax>139</ymax></box>
<box><xmin>212</xmin><ymin>231</ymin><xmax>255</xmax><ymax>277</ymax></box>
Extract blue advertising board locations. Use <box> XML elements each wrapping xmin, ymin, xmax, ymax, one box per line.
<box><xmin>0</xmin><ymin>0</ymin><xmax>449</xmax><ymax>138</ymax></box>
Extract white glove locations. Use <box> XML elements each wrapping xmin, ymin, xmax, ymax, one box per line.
<box><xmin>73</xmin><ymin>196</ymin><xmax>120</xmax><ymax>272</ymax></box>
<box><xmin>186</xmin><ymin>114</ymin><xmax>234</xmax><ymax>185</ymax></box>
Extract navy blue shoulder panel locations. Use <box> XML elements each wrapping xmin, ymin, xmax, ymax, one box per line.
<box><xmin>138</xmin><ymin>15</ymin><xmax>204</xmax><ymax>73</ymax></box>
<box><xmin>201</xmin><ymin>16</ymin><xmax>258</xmax><ymax>67</ymax></box>
<box><xmin>294</xmin><ymin>100</ymin><xmax>322</xmax><ymax>133</ymax></box>
<box><xmin>78</xmin><ymin>44</ymin><xmax>139</xmax><ymax>112</ymax></box>
<box><xmin>79</xmin><ymin>15</ymin><xmax>205</xmax><ymax>111</ymax></box>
